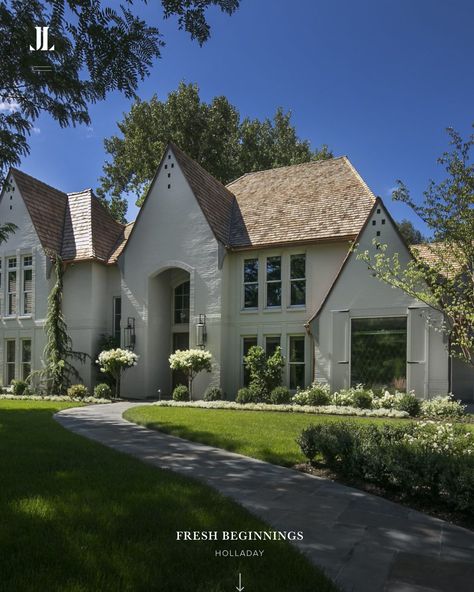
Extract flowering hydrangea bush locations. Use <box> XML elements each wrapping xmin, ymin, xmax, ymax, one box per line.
<box><xmin>169</xmin><ymin>349</ymin><xmax>212</xmax><ymax>400</ymax></box>
<box><xmin>96</xmin><ymin>348</ymin><xmax>138</xmax><ymax>399</ymax></box>
<box><xmin>420</xmin><ymin>395</ymin><xmax>466</xmax><ymax>419</ymax></box>
<box><xmin>404</xmin><ymin>421</ymin><xmax>474</xmax><ymax>456</ymax></box>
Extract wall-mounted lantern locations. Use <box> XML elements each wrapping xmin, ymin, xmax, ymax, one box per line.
<box><xmin>196</xmin><ymin>314</ymin><xmax>207</xmax><ymax>348</ymax></box>
<box><xmin>124</xmin><ymin>317</ymin><xmax>136</xmax><ymax>350</ymax></box>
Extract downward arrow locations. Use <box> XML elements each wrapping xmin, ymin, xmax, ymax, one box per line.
<box><xmin>236</xmin><ymin>572</ymin><xmax>244</xmax><ymax>591</ymax></box>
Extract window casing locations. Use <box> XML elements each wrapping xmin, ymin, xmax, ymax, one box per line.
<box><xmin>290</xmin><ymin>254</ymin><xmax>306</xmax><ymax>306</ymax></box>
<box><xmin>174</xmin><ymin>281</ymin><xmax>190</xmax><ymax>324</ymax></box>
<box><xmin>113</xmin><ymin>297</ymin><xmax>122</xmax><ymax>343</ymax></box>
<box><xmin>7</xmin><ymin>257</ymin><xmax>17</xmax><ymax>316</ymax></box>
<box><xmin>22</xmin><ymin>255</ymin><xmax>33</xmax><ymax>315</ymax></box>
<box><xmin>265</xmin><ymin>335</ymin><xmax>281</xmax><ymax>357</ymax></box>
<box><xmin>243</xmin><ymin>258</ymin><xmax>258</xmax><ymax>309</ymax></box>
<box><xmin>242</xmin><ymin>336</ymin><xmax>257</xmax><ymax>386</ymax></box>
<box><xmin>289</xmin><ymin>335</ymin><xmax>305</xmax><ymax>389</ymax></box>
<box><xmin>21</xmin><ymin>339</ymin><xmax>31</xmax><ymax>380</ymax></box>
<box><xmin>266</xmin><ymin>256</ymin><xmax>281</xmax><ymax>307</ymax></box>
<box><xmin>5</xmin><ymin>340</ymin><xmax>16</xmax><ymax>385</ymax></box>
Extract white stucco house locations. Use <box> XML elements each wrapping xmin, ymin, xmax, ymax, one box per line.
<box><xmin>0</xmin><ymin>143</ymin><xmax>472</xmax><ymax>400</ymax></box>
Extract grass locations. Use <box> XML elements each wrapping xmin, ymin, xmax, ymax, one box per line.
<box><xmin>124</xmin><ymin>406</ymin><xmax>416</xmax><ymax>467</ymax></box>
<box><xmin>0</xmin><ymin>401</ymin><xmax>338</xmax><ymax>592</ymax></box>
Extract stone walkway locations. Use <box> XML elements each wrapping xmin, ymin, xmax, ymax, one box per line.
<box><xmin>55</xmin><ymin>403</ymin><xmax>474</xmax><ymax>592</ymax></box>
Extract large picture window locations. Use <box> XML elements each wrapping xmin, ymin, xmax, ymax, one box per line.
<box><xmin>243</xmin><ymin>259</ymin><xmax>258</xmax><ymax>309</ymax></box>
<box><xmin>289</xmin><ymin>335</ymin><xmax>305</xmax><ymax>389</ymax></box>
<box><xmin>266</xmin><ymin>256</ymin><xmax>281</xmax><ymax>307</ymax></box>
<box><xmin>174</xmin><ymin>281</ymin><xmax>190</xmax><ymax>324</ymax></box>
<box><xmin>290</xmin><ymin>254</ymin><xmax>306</xmax><ymax>306</ymax></box>
<box><xmin>351</xmin><ymin>317</ymin><xmax>407</xmax><ymax>390</ymax></box>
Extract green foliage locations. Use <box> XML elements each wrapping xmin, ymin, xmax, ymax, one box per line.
<box><xmin>169</xmin><ymin>349</ymin><xmax>212</xmax><ymax>399</ymax></box>
<box><xmin>358</xmin><ymin>127</ymin><xmax>474</xmax><ymax>365</ymax></box>
<box><xmin>94</xmin><ymin>383</ymin><xmax>112</xmax><ymax>400</ymax></box>
<box><xmin>397</xmin><ymin>219</ymin><xmax>426</xmax><ymax>245</ymax></box>
<box><xmin>0</xmin><ymin>2</ymin><xmax>240</xmax><ymax>187</ymax></box>
<box><xmin>235</xmin><ymin>387</ymin><xmax>255</xmax><ymax>404</ymax></box>
<box><xmin>243</xmin><ymin>345</ymin><xmax>285</xmax><ymax>402</ymax></box>
<box><xmin>40</xmin><ymin>253</ymin><xmax>87</xmax><ymax>395</ymax></box>
<box><xmin>98</xmin><ymin>83</ymin><xmax>332</xmax><ymax>217</ymax></box>
<box><xmin>0</xmin><ymin>221</ymin><xmax>17</xmax><ymax>244</ymax></box>
<box><xmin>394</xmin><ymin>392</ymin><xmax>421</xmax><ymax>417</ymax></box>
<box><xmin>421</xmin><ymin>395</ymin><xmax>466</xmax><ymax>419</ymax></box>
<box><xmin>269</xmin><ymin>386</ymin><xmax>292</xmax><ymax>405</ymax></box>
<box><xmin>306</xmin><ymin>385</ymin><xmax>332</xmax><ymax>406</ymax></box>
<box><xmin>203</xmin><ymin>386</ymin><xmax>223</xmax><ymax>401</ymax></box>
<box><xmin>296</xmin><ymin>420</ymin><xmax>474</xmax><ymax>515</ymax></box>
<box><xmin>11</xmin><ymin>379</ymin><xmax>29</xmax><ymax>397</ymax></box>
<box><xmin>172</xmin><ymin>384</ymin><xmax>189</xmax><ymax>402</ymax></box>
<box><xmin>67</xmin><ymin>384</ymin><xmax>89</xmax><ymax>399</ymax></box>
<box><xmin>351</xmin><ymin>389</ymin><xmax>373</xmax><ymax>409</ymax></box>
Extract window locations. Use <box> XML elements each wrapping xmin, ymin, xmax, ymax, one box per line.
<box><xmin>113</xmin><ymin>297</ymin><xmax>121</xmax><ymax>342</ymax></box>
<box><xmin>22</xmin><ymin>255</ymin><xmax>33</xmax><ymax>315</ymax></box>
<box><xmin>289</xmin><ymin>336</ymin><xmax>305</xmax><ymax>389</ymax></box>
<box><xmin>21</xmin><ymin>339</ymin><xmax>31</xmax><ymax>380</ymax></box>
<box><xmin>243</xmin><ymin>258</ymin><xmax>258</xmax><ymax>308</ymax></box>
<box><xmin>174</xmin><ymin>281</ymin><xmax>190</xmax><ymax>324</ymax></box>
<box><xmin>290</xmin><ymin>254</ymin><xmax>306</xmax><ymax>306</ymax></box>
<box><xmin>0</xmin><ymin>259</ymin><xmax>2</xmax><ymax>314</ymax></box>
<box><xmin>5</xmin><ymin>340</ymin><xmax>15</xmax><ymax>385</ymax></box>
<box><xmin>265</xmin><ymin>335</ymin><xmax>281</xmax><ymax>357</ymax></box>
<box><xmin>242</xmin><ymin>336</ymin><xmax>257</xmax><ymax>386</ymax></box>
<box><xmin>351</xmin><ymin>317</ymin><xmax>407</xmax><ymax>390</ymax></box>
<box><xmin>266</xmin><ymin>256</ymin><xmax>281</xmax><ymax>307</ymax></box>
<box><xmin>7</xmin><ymin>257</ymin><xmax>17</xmax><ymax>315</ymax></box>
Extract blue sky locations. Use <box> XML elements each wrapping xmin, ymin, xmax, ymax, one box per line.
<box><xmin>11</xmin><ymin>0</ymin><xmax>474</xmax><ymax>229</ymax></box>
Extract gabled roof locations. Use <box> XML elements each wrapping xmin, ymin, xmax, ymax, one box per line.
<box><xmin>6</xmin><ymin>169</ymin><xmax>125</xmax><ymax>264</ymax></box>
<box><xmin>227</xmin><ymin>157</ymin><xmax>376</xmax><ymax>248</ymax></box>
<box><xmin>10</xmin><ymin>168</ymin><xmax>68</xmax><ymax>253</ymax></box>
<box><xmin>170</xmin><ymin>143</ymin><xmax>235</xmax><ymax>245</ymax></box>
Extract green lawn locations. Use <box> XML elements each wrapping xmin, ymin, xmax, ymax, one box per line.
<box><xmin>0</xmin><ymin>401</ymin><xmax>338</xmax><ymax>592</ymax></box>
<box><xmin>124</xmin><ymin>406</ymin><xmax>415</xmax><ymax>467</ymax></box>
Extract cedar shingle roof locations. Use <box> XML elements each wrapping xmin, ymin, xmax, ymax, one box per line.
<box><xmin>7</xmin><ymin>169</ymin><xmax>124</xmax><ymax>264</ymax></box>
<box><xmin>170</xmin><ymin>143</ymin><xmax>235</xmax><ymax>245</ymax></box>
<box><xmin>227</xmin><ymin>157</ymin><xmax>376</xmax><ymax>248</ymax></box>
<box><xmin>10</xmin><ymin>168</ymin><xmax>68</xmax><ymax>253</ymax></box>
<box><xmin>108</xmin><ymin>222</ymin><xmax>134</xmax><ymax>263</ymax></box>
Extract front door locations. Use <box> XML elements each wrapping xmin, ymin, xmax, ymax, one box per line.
<box><xmin>172</xmin><ymin>332</ymin><xmax>189</xmax><ymax>391</ymax></box>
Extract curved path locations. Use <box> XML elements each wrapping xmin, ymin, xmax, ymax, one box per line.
<box><xmin>55</xmin><ymin>403</ymin><xmax>474</xmax><ymax>592</ymax></box>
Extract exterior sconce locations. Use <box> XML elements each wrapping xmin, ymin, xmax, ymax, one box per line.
<box><xmin>196</xmin><ymin>314</ymin><xmax>207</xmax><ymax>348</ymax></box>
<box><xmin>124</xmin><ymin>317</ymin><xmax>136</xmax><ymax>350</ymax></box>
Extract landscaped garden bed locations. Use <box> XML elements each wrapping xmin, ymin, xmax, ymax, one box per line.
<box><xmin>0</xmin><ymin>401</ymin><xmax>338</xmax><ymax>592</ymax></box>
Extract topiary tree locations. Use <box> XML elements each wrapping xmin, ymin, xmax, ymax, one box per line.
<box><xmin>169</xmin><ymin>349</ymin><xmax>212</xmax><ymax>400</ymax></box>
<box><xmin>96</xmin><ymin>348</ymin><xmax>138</xmax><ymax>399</ymax></box>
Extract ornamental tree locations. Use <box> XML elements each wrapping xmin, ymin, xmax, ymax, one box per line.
<box><xmin>244</xmin><ymin>346</ymin><xmax>285</xmax><ymax>402</ymax></box>
<box><xmin>357</xmin><ymin>126</ymin><xmax>474</xmax><ymax>366</ymax></box>
<box><xmin>169</xmin><ymin>349</ymin><xmax>212</xmax><ymax>400</ymax></box>
<box><xmin>97</xmin><ymin>348</ymin><xmax>138</xmax><ymax>399</ymax></box>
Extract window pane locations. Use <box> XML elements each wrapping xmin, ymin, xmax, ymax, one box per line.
<box><xmin>174</xmin><ymin>281</ymin><xmax>190</xmax><ymax>323</ymax></box>
<box><xmin>351</xmin><ymin>317</ymin><xmax>407</xmax><ymax>390</ymax></box>
<box><xmin>266</xmin><ymin>283</ymin><xmax>281</xmax><ymax>307</ymax></box>
<box><xmin>8</xmin><ymin>258</ymin><xmax>16</xmax><ymax>268</ymax></box>
<box><xmin>23</xmin><ymin>256</ymin><xmax>32</xmax><ymax>267</ymax></box>
<box><xmin>244</xmin><ymin>259</ymin><xmax>258</xmax><ymax>283</ymax></box>
<box><xmin>244</xmin><ymin>284</ymin><xmax>258</xmax><ymax>308</ymax></box>
<box><xmin>8</xmin><ymin>271</ymin><xmax>16</xmax><ymax>292</ymax></box>
<box><xmin>265</xmin><ymin>336</ymin><xmax>280</xmax><ymax>357</ymax></box>
<box><xmin>266</xmin><ymin>256</ymin><xmax>281</xmax><ymax>281</ymax></box>
<box><xmin>6</xmin><ymin>341</ymin><xmax>15</xmax><ymax>363</ymax></box>
<box><xmin>290</xmin><ymin>280</ymin><xmax>306</xmax><ymax>306</ymax></box>
<box><xmin>22</xmin><ymin>340</ymin><xmax>31</xmax><ymax>363</ymax></box>
<box><xmin>290</xmin><ymin>254</ymin><xmax>305</xmax><ymax>279</ymax></box>
<box><xmin>289</xmin><ymin>336</ymin><xmax>305</xmax><ymax>363</ymax></box>
<box><xmin>290</xmin><ymin>364</ymin><xmax>305</xmax><ymax>389</ymax></box>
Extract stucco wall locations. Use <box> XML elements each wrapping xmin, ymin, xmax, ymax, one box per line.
<box><xmin>311</xmin><ymin>202</ymin><xmax>450</xmax><ymax>398</ymax></box>
<box><xmin>119</xmin><ymin>147</ymin><xmax>223</xmax><ymax>399</ymax></box>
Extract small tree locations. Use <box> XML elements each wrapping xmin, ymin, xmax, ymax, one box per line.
<box><xmin>169</xmin><ymin>349</ymin><xmax>212</xmax><ymax>400</ymax></box>
<box><xmin>244</xmin><ymin>346</ymin><xmax>285</xmax><ymax>402</ymax></box>
<box><xmin>96</xmin><ymin>348</ymin><xmax>138</xmax><ymax>399</ymax></box>
<box><xmin>357</xmin><ymin>127</ymin><xmax>474</xmax><ymax>366</ymax></box>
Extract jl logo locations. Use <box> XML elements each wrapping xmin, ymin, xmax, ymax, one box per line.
<box><xmin>29</xmin><ymin>26</ymin><xmax>55</xmax><ymax>51</ymax></box>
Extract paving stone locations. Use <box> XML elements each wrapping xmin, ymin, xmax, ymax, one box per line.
<box><xmin>55</xmin><ymin>403</ymin><xmax>474</xmax><ymax>592</ymax></box>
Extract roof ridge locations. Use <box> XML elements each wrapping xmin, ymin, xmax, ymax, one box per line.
<box><xmin>226</xmin><ymin>156</ymin><xmax>346</xmax><ymax>186</ymax></box>
<box><xmin>340</xmin><ymin>156</ymin><xmax>376</xmax><ymax>202</ymax></box>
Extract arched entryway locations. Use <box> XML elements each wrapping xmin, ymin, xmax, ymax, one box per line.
<box><xmin>146</xmin><ymin>265</ymin><xmax>192</xmax><ymax>397</ymax></box>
